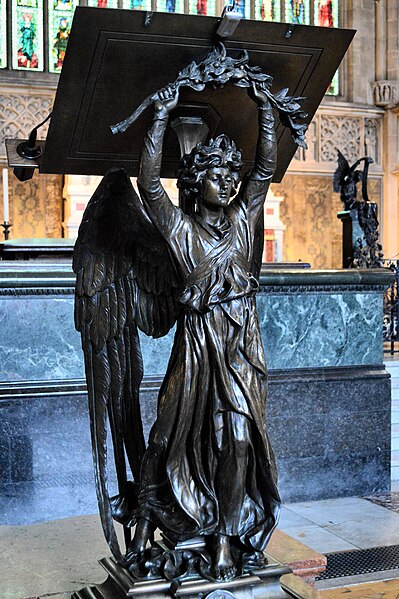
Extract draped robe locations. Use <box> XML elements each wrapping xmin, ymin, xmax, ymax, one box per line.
<box><xmin>135</xmin><ymin>104</ymin><xmax>281</xmax><ymax>553</ymax></box>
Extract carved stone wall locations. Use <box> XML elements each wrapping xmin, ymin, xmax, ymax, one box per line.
<box><xmin>0</xmin><ymin>88</ymin><xmax>62</xmax><ymax>238</ymax></box>
<box><xmin>0</xmin><ymin>88</ymin><xmax>54</xmax><ymax>160</ymax></box>
<box><xmin>274</xmin><ymin>175</ymin><xmax>382</xmax><ymax>269</ymax></box>
<box><xmin>290</xmin><ymin>105</ymin><xmax>384</xmax><ymax>171</ymax></box>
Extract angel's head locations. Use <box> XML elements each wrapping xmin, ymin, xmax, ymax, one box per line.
<box><xmin>177</xmin><ymin>135</ymin><xmax>242</xmax><ymax>209</ymax></box>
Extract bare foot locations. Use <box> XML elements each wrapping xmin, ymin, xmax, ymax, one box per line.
<box><xmin>125</xmin><ymin>518</ymin><xmax>153</xmax><ymax>564</ymax></box>
<box><xmin>212</xmin><ymin>534</ymin><xmax>237</xmax><ymax>582</ymax></box>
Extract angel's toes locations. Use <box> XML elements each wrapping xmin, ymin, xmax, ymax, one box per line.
<box><xmin>224</xmin><ymin>564</ymin><xmax>237</xmax><ymax>581</ymax></box>
<box><xmin>213</xmin><ymin>563</ymin><xmax>237</xmax><ymax>582</ymax></box>
<box><xmin>124</xmin><ymin>547</ymin><xmax>143</xmax><ymax>566</ymax></box>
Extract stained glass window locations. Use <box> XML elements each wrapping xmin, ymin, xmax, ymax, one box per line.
<box><xmin>188</xmin><ymin>0</ymin><xmax>216</xmax><ymax>16</ymax></box>
<box><xmin>254</xmin><ymin>0</ymin><xmax>281</xmax><ymax>21</ymax></box>
<box><xmin>0</xmin><ymin>0</ymin><xmax>6</xmax><ymax>68</ymax></box>
<box><xmin>87</xmin><ymin>0</ymin><xmax>119</xmax><ymax>7</ymax></box>
<box><xmin>285</xmin><ymin>0</ymin><xmax>310</xmax><ymax>25</ymax></box>
<box><xmin>156</xmin><ymin>0</ymin><xmax>185</xmax><ymax>13</ymax></box>
<box><xmin>12</xmin><ymin>0</ymin><xmax>44</xmax><ymax>71</ymax></box>
<box><xmin>314</xmin><ymin>0</ymin><xmax>338</xmax><ymax>27</ymax></box>
<box><xmin>233</xmin><ymin>0</ymin><xmax>250</xmax><ymax>19</ymax></box>
<box><xmin>122</xmin><ymin>0</ymin><xmax>152</xmax><ymax>10</ymax></box>
<box><xmin>4</xmin><ymin>0</ymin><xmax>342</xmax><ymax>98</ymax></box>
<box><xmin>48</xmin><ymin>0</ymin><xmax>78</xmax><ymax>73</ymax></box>
<box><xmin>314</xmin><ymin>0</ymin><xmax>339</xmax><ymax>94</ymax></box>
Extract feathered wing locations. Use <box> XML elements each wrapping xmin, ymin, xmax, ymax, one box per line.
<box><xmin>333</xmin><ymin>149</ymin><xmax>350</xmax><ymax>192</ymax></box>
<box><xmin>73</xmin><ymin>168</ymin><xmax>179</xmax><ymax>560</ymax></box>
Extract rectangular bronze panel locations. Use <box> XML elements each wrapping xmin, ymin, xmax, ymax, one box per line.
<box><xmin>41</xmin><ymin>7</ymin><xmax>354</xmax><ymax>181</ymax></box>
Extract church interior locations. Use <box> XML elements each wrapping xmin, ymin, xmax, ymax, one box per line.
<box><xmin>2</xmin><ymin>1</ymin><xmax>399</xmax><ymax>598</ymax></box>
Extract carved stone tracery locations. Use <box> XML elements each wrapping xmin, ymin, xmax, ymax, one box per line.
<box><xmin>291</xmin><ymin>110</ymin><xmax>382</xmax><ymax>167</ymax></box>
<box><xmin>320</xmin><ymin>115</ymin><xmax>362</xmax><ymax>163</ymax></box>
<box><xmin>0</xmin><ymin>91</ymin><xmax>54</xmax><ymax>160</ymax></box>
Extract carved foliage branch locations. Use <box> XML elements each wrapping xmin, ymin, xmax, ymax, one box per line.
<box><xmin>111</xmin><ymin>43</ymin><xmax>308</xmax><ymax>148</ymax></box>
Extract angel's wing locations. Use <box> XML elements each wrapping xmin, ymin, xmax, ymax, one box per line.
<box><xmin>73</xmin><ymin>168</ymin><xmax>179</xmax><ymax>560</ymax></box>
<box><xmin>333</xmin><ymin>149</ymin><xmax>351</xmax><ymax>192</ymax></box>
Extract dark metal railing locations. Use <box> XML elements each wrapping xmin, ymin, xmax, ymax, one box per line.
<box><xmin>383</xmin><ymin>259</ymin><xmax>399</xmax><ymax>354</ymax></box>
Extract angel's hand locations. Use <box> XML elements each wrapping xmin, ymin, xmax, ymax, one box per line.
<box><xmin>154</xmin><ymin>85</ymin><xmax>179</xmax><ymax>118</ymax></box>
<box><xmin>248</xmin><ymin>82</ymin><xmax>272</xmax><ymax>110</ymax></box>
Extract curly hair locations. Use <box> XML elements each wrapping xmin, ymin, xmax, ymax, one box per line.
<box><xmin>177</xmin><ymin>135</ymin><xmax>242</xmax><ymax>207</ymax></box>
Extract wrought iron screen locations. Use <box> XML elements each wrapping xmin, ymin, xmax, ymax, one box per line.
<box><xmin>383</xmin><ymin>259</ymin><xmax>399</xmax><ymax>355</ymax></box>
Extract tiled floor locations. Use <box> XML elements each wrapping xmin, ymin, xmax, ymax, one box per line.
<box><xmin>319</xmin><ymin>578</ymin><xmax>399</xmax><ymax>598</ymax></box>
<box><xmin>2</xmin><ymin>490</ymin><xmax>399</xmax><ymax>599</ymax></box>
<box><xmin>279</xmin><ymin>495</ymin><xmax>399</xmax><ymax>554</ymax></box>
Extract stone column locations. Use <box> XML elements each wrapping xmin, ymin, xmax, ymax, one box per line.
<box><xmin>263</xmin><ymin>188</ymin><xmax>285</xmax><ymax>263</ymax></box>
<box><xmin>378</xmin><ymin>1</ymin><xmax>399</xmax><ymax>258</ymax></box>
<box><xmin>375</xmin><ymin>0</ymin><xmax>386</xmax><ymax>83</ymax></box>
<box><xmin>383</xmin><ymin>108</ymin><xmax>399</xmax><ymax>259</ymax></box>
<box><xmin>373</xmin><ymin>0</ymin><xmax>395</xmax><ymax>109</ymax></box>
<box><xmin>62</xmin><ymin>175</ymin><xmax>101</xmax><ymax>239</ymax></box>
<box><xmin>62</xmin><ymin>175</ymin><xmax>180</xmax><ymax>240</ymax></box>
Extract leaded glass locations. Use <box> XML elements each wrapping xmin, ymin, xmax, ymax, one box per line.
<box><xmin>156</xmin><ymin>0</ymin><xmax>185</xmax><ymax>13</ymax></box>
<box><xmin>284</xmin><ymin>0</ymin><xmax>310</xmax><ymax>25</ymax></box>
<box><xmin>254</xmin><ymin>0</ymin><xmax>281</xmax><ymax>21</ymax></box>
<box><xmin>188</xmin><ymin>0</ymin><xmax>217</xmax><ymax>16</ymax></box>
<box><xmin>122</xmin><ymin>0</ymin><xmax>152</xmax><ymax>10</ymax></box>
<box><xmin>325</xmin><ymin>67</ymin><xmax>339</xmax><ymax>95</ymax></box>
<box><xmin>234</xmin><ymin>0</ymin><xmax>250</xmax><ymax>19</ymax></box>
<box><xmin>0</xmin><ymin>0</ymin><xmax>7</xmax><ymax>68</ymax></box>
<box><xmin>48</xmin><ymin>0</ymin><xmax>78</xmax><ymax>73</ymax></box>
<box><xmin>12</xmin><ymin>0</ymin><xmax>44</xmax><ymax>71</ymax></box>
<box><xmin>314</xmin><ymin>1</ymin><xmax>339</xmax><ymax>95</ymax></box>
<box><xmin>88</xmin><ymin>0</ymin><xmax>119</xmax><ymax>8</ymax></box>
<box><xmin>314</xmin><ymin>0</ymin><xmax>338</xmax><ymax>28</ymax></box>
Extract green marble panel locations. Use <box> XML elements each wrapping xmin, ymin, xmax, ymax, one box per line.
<box><xmin>0</xmin><ymin>266</ymin><xmax>388</xmax><ymax>381</ymax></box>
<box><xmin>257</xmin><ymin>292</ymin><xmax>384</xmax><ymax>370</ymax></box>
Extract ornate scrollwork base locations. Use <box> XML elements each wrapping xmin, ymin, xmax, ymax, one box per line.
<box><xmin>71</xmin><ymin>553</ymin><xmax>293</xmax><ymax>599</ymax></box>
<box><xmin>122</xmin><ymin>536</ymin><xmax>268</xmax><ymax>583</ymax></box>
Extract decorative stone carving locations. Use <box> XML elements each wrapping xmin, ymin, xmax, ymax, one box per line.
<box><xmin>0</xmin><ymin>91</ymin><xmax>54</xmax><ymax>160</ymax></box>
<box><xmin>320</xmin><ymin>115</ymin><xmax>362</xmax><ymax>163</ymax></box>
<box><xmin>7</xmin><ymin>170</ymin><xmax>62</xmax><ymax>238</ymax></box>
<box><xmin>364</xmin><ymin>118</ymin><xmax>380</xmax><ymax>164</ymax></box>
<box><xmin>372</xmin><ymin>80</ymin><xmax>396</xmax><ymax>107</ymax></box>
<box><xmin>291</xmin><ymin>111</ymin><xmax>383</xmax><ymax>168</ymax></box>
<box><xmin>293</xmin><ymin>120</ymin><xmax>317</xmax><ymax>162</ymax></box>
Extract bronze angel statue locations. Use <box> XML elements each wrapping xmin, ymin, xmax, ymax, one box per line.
<box><xmin>73</xmin><ymin>47</ymin><xmax>307</xmax><ymax>584</ymax></box>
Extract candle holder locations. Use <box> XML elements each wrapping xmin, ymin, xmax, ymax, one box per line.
<box><xmin>1</xmin><ymin>222</ymin><xmax>11</xmax><ymax>240</ymax></box>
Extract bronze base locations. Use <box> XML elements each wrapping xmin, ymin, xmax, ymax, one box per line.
<box><xmin>71</xmin><ymin>554</ymin><xmax>294</xmax><ymax>599</ymax></box>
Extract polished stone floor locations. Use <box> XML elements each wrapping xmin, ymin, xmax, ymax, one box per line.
<box><xmin>2</xmin><ymin>487</ymin><xmax>399</xmax><ymax>599</ymax></box>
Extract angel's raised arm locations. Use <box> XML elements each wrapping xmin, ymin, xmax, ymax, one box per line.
<box><xmin>137</xmin><ymin>86</ymin><xmax>186</xmax><ymax>238</ymax></box>
<box><xmin>229</xmin><ymin>86</ymin><xmax>277</xmax><ymax>228</ymax></box>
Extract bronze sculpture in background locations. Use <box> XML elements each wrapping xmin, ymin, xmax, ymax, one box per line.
<box><xmin>334</xmin><ymin>149</ymin><xmax>383</xmax><ymax>268</ymax></box>
<box><xmin>73</xmin><ymin>46</ymin><xmax>307</xmax><ymax>584</ymax></box>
